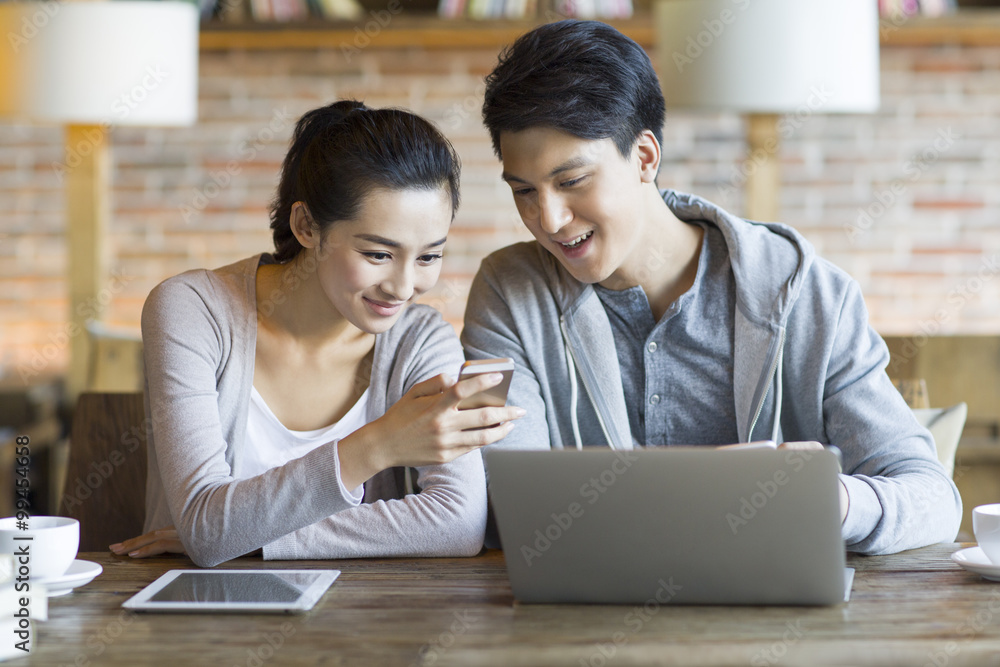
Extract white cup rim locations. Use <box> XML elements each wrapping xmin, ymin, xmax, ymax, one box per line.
<box><xmin>974</xmin><ymin>504</ymin><xmax>1000</xmax><ymax>518</ymax></box>
<box><xmin>0</xmin><ymin>516</ymin><xmax>79</xmax><ymax>530</ymax></box>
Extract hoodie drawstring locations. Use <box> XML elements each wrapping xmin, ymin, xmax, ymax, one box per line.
<box><xmin>560</xmin><ymin>318</ymin><xmax>618</xmax><ymax>450</ymax></box>
<box><xmin>564</xmin><ymin>338</ymin><xmax>583</xmax><ymax>451</ymax></box>
<box><xmin>770</xmin><ymin>345</ymin><xmax>784</xmax><ymax>443</ymax></box>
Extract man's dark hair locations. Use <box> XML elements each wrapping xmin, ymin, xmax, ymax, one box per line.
<box><xmin>482</xmin><ymin>20</ymin><xmax>665</xmax><ymax>160</ymax></box>
<box><xmin>269</xmin><ymin>100</ymin><xmax>461</xmax><ymax>262</ymax></box>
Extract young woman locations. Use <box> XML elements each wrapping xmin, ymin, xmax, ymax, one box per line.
<box><xmin>111</xmin><ymin>100</ymin><xmax>522</xmax><ymax>567</ymax></box>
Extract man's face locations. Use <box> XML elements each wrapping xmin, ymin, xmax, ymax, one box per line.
<box><xmin>499</xmin><ymin>127</ymin><xmax>652</xmax><ymax>286</ymax></box>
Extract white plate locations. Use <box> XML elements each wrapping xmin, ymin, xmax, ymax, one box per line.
<box><xmin>951</xmin><ymin>547</ymin><xmax>1000</xmax><ymax>582</ymax></box>
<box><xmin>36</xmin><ymin>559</ymin><xmax>103</xmax><ymax>597</ymax></box>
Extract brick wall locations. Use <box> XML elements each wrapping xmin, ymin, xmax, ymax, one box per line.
<box><xmin>2</xmin><ymin>37</ymin><xmax>999</xmax><ymax>382</ymax></box>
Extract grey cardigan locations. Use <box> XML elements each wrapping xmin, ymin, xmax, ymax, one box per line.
<box><xmin>462</xmin><ymin>189</ymin><xmax>961</xmax><ymax>555</ymax></box>
<box><xmin>142</xmin><ymin>254</ymin><xmax>486</xmax><ymax>567</ymax></box>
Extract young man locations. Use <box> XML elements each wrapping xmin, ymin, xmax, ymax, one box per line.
<box><xmin>461</xmin><ymin>20</ymin><xmax>961</xmax><ymax>555</ymax></box>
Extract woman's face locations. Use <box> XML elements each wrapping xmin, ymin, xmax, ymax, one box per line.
<box><xmin>310</xmin><ymin>187</ymin><xmax>453</xmax><ymax>335</ymax></box>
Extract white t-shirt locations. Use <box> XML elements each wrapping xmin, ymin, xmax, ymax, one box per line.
<box><xmin>241</xmin><ymin>386</ymin><xmax>368</xmax><ymax>503</ymax></box>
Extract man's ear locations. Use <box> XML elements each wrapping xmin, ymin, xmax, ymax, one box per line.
<box><xmin>289</xmin><ymin>201</ymin><xmax>320</xmax><ymax>249</ymax></box>
<box><xmin>635</xmin><ymin>130</ymin><xmax>661</xmax><ymax>184</ymax></box>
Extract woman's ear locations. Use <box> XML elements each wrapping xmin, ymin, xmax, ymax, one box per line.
<box><xmin>289</xmin><ymin>202</ymin><xmax>320</xmax><ymax>249</ymax></box>
<box><xmin>635</xmin><ymin>130</ymin><xmax>661</xmax><ymax>184</ymax></box>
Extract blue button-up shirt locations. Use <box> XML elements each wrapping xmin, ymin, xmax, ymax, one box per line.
<box><xmin>594</xmin><ymin>221</ymin><xmax>739</xmax><ymax>447</ymax></box>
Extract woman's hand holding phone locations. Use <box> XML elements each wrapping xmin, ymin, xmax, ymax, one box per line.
<box><xmin>456</xmin><ymin>358</ymin><xmax>515</xmax><ymax>410</ymax></box>
<box><xmin>337</xmin><ymin>362</ymin><xmax>522</xmax><ymax>488</ymax></box>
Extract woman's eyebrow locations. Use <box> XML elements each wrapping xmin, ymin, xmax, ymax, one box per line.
<box><xmin>354</xmin><ymin>233</ymin><xmax>447</xmax><ymax>249</ymax></box>
<box><xmin>354</xmin><ymin>233</ymin><xmax>400</xmax><ymax>248</ymax></box>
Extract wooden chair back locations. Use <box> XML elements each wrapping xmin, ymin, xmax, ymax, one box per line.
<box><xmin>60</xmin><ymin>392</ymin><xmax>147</xmax><ymax>552</ymax></box>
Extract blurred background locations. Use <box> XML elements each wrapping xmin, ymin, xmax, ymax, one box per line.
<box><xmin>1</xmin><ymin>0</ymin><xmax>998</xmax><ymax>535</ymax></box>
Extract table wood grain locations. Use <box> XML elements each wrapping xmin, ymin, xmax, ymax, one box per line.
<box><xmin>20</xmin><ymin>544</ymin><xmax>1000</xmax><ymax>666</ymax></box>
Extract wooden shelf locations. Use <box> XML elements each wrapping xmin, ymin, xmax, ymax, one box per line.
<box><xmin>880</xmin><ymin>8</ymin><xmax>1000</xmax><ymax>46</ymax></box>
<box><xmin>199</xmin><ymin>16</ymin><xmax>654</xmax><ymax>50</ymax></box>
<box><xmin>198</xmin><ymin>9</ymin><xmax>1000</xmax><ymax>52</ymax></box>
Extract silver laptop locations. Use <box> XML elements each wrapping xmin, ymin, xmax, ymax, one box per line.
<box><xmin>485</xmin><ymin>447</ymin><xmax>848</xmax><ymax>605</ymax></box>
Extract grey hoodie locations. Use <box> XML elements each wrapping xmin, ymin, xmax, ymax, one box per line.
<box><xmin>142</xmin><ymin>254</ymin><xmax>486</xmax><ymax>567</ymax></box>
<box><xmin>462</xmin><ymin>189</ymin><xmax>961</xmax><ymax>555</ymax></box>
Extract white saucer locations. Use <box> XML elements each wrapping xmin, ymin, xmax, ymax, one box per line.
<box><xmin>951</xmin><ymin>547</ymin><xmax>1000</xmax><ymax>582</ymax></box>
<box><xmin>36</xmin><ymin>559</ymin><xmax>103</xmax><ymax>597</ymax></box>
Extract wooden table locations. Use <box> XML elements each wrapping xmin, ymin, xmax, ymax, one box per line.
<box><xmin>22</xmin><ymin>544</ymin><xmax>1000</xmax><ymax>666</ymax></box>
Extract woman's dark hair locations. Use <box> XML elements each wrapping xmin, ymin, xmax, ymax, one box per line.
<box><xmin>269</xmin><ymin>100</ymin><xmax>461</xmax><ymax>262</ymax></box>
<box><xmin>482</xmin><ymin>20</ymin><xmax>665</xmax><ymax>160</ymax></box>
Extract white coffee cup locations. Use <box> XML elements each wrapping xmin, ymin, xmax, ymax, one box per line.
<box><xmin>0</xmin><ymin>516</ymin><xmax>79</xmax><ymax>581</ymax></box>
<box><xmin>0</xmin><ymin>554</ymin><xmax>12</xmax><ymax>584</ymax></box>
<box><xmin>973</xmin><ymin>504</ymin><xmax>1000</xmax><ymax>566</ymax></box>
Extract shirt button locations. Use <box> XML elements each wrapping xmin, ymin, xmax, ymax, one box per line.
<box><xmin>647</xmin><ymin>341</ymin><xmax>657</xmax><ymax>353</ymax></box>
<box><xmin>649</xmin><ymin>394</ymin><xmax>661</xmax><ymax>405</ymax></box>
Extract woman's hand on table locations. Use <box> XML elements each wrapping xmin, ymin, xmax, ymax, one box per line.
<box><xmin>110</xmin><ymin>527</ymin><xmax>185</xmax><ymax>558</ymax></box>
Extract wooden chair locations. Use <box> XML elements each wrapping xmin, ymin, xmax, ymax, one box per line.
<box><xmin>59</xmin><ymin>392</ymin><xmax>147</xmax><ymax>551</ymax></box>
<box><xmin>912</xmin><ymin>403</ymin><xmax>968</xmax><ymax>480</ymax></box>
<box><xmin>85</xmin><ymin>321</ymin><xmax>144</xmax><ymax>392</ymax></box>
<box><xmin>891</xmin><ymin>377</ymin><xmax>967</xmax><ymax>479</ymax></box>
<box><xmin>891</xmin><ymin>378</ymin><xmax>930</xmax><ymax>410</ymax></box>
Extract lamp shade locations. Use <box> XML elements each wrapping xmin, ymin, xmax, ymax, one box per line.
<box><xmin>0</xmin><ymin>1</ymin><xmax>198</xmax><ymax>126</ymax></box>
<box><xmin>655</xmin><ymin>0</ymin><xmax>879</xmax><ymax>113</ymax></box>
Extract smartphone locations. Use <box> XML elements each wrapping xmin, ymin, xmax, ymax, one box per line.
<box><xmin>456</xmin><ymin>358</ymin><xmax>515</xmax><ymax>410</ymax></box>
<box><xmin>715</xmin><ymin>441</ymin><xmax>777</xmax><ymax>451</ymax></box>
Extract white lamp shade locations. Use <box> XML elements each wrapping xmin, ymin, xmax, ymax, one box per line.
<box><xmin>655</xmin><ymin>0</ymin><xmax>879</xmax><ymax>113</ymax></box>
<box><xmin>0</xmin><ymin>1</ymin><xmax>198</xmax><ymax>126</ymax></box>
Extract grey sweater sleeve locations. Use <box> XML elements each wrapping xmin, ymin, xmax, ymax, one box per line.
<box><xmin>261</xmin><ymin>450</ymin><xmax>486</xmax><ymax>559</ymax></box>
<box><xmin>143</xmin><ymin>277</ymin><xmax>484</xmax><ymax>566</ymax></box>
<box><xmin>262</xmin><ymin>314</ymin><xmax>486</xmax><ymax>560</ymax></box>
<box><xmin>461</xmin><ymin>257</ymin><xmax>559</xmax><ymax>459</ymax></box>
<box><xmin>143</xmin><ymin>279</ymin><xmax>359</xmax><ymax>567</ymax></box>
<box><xmin>820</xmin><ymin>279</ymin><xmax>962</xmax><ymax>554</ymax></box>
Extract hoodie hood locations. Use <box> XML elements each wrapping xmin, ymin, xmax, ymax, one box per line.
<box><xmin>661</xmin><ymin>190</ymin><xmax>815</xmax><ymax>331</ymax></box>
<box><xmin>544</xmin><ymin>189</ymin><xmax>817</xmax><ymax>445</ymax></box>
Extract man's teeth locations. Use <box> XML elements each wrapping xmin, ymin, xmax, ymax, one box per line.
<box><xmin>562</xmin><ymin>232</ymin><xmax>593</xmax><ymax>248</ymax></box>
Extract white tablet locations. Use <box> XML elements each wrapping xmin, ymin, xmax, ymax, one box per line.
<box><xmin>122</xmin><ymin>569</ymin><xmax>340</xmax><ymax>613</ymax></box>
